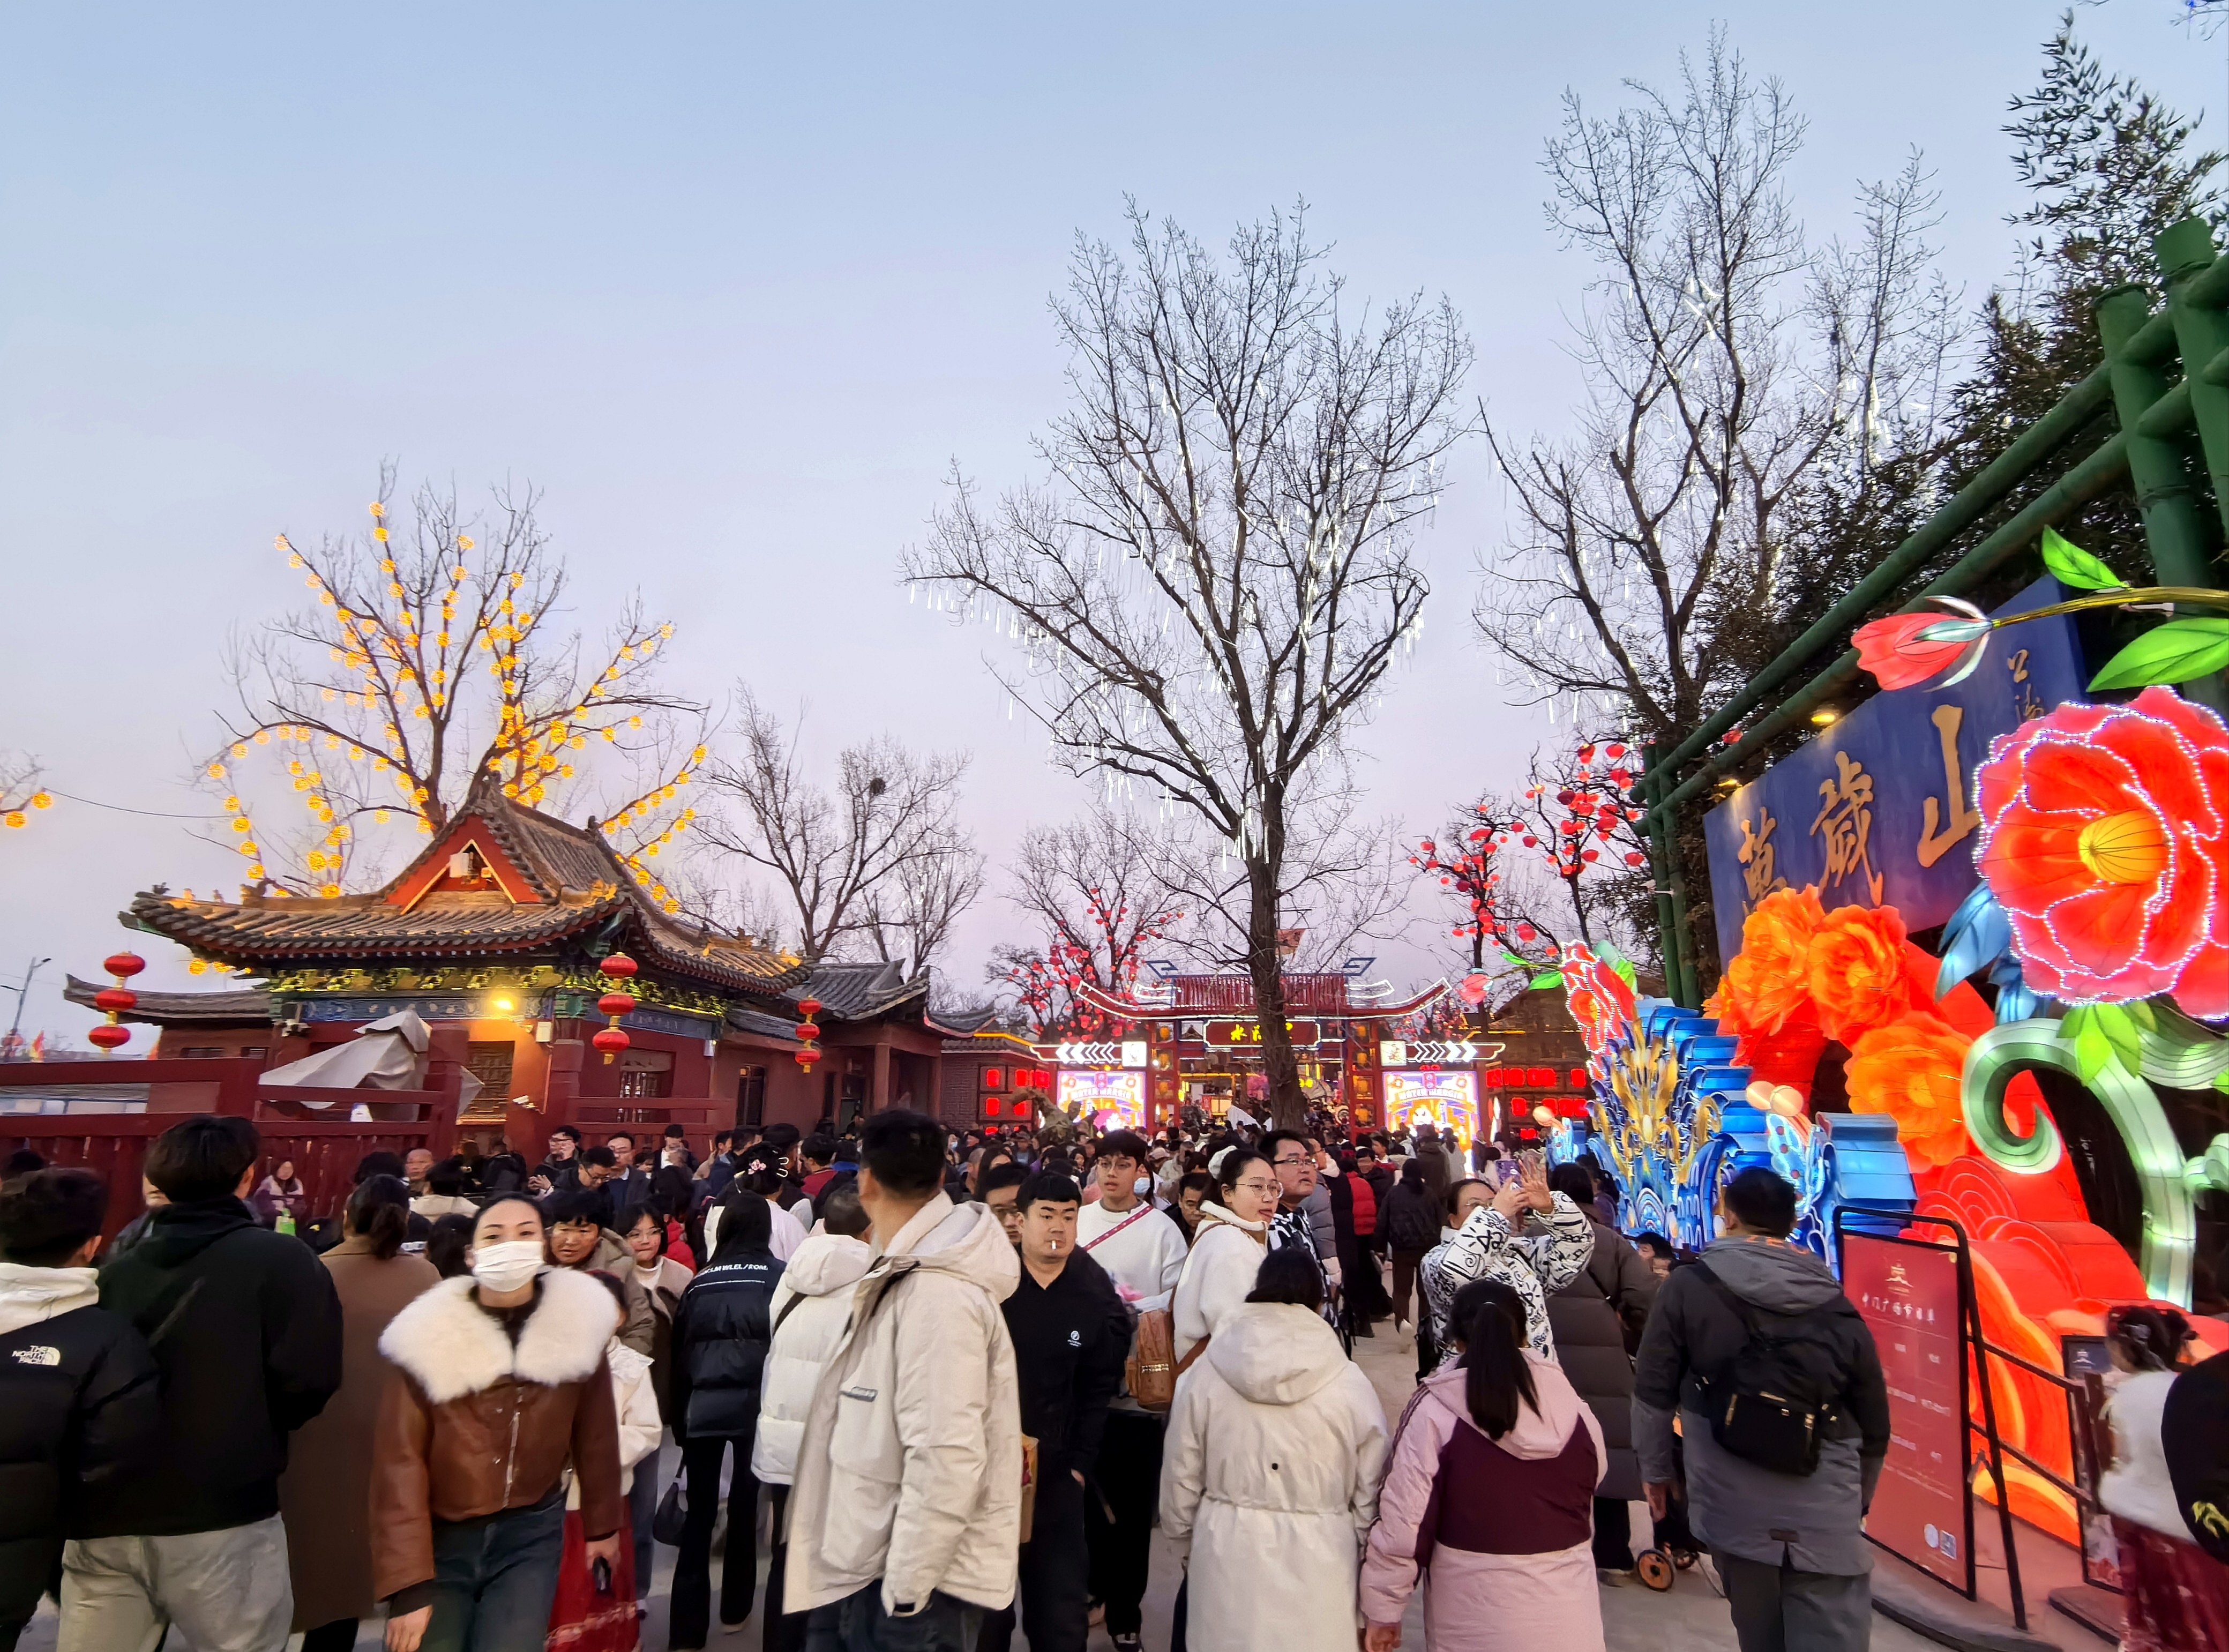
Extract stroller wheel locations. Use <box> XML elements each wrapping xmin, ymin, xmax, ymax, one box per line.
<box><xmin>1636</xmin><ymin>1550</ymin><xmax>1676</xmax><ymax>1591</ymax></box>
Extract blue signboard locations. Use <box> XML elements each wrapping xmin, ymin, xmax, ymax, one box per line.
<box><xmin>1703</xmin><ymin>576</ymin><xmax>2088</xmax><ymax>961</ymax></box>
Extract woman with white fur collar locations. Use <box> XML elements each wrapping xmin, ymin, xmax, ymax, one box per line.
<box><xmin>371</xmin><ymin>1195</ymin><xmax>625</xmax><ymax>1652</ymax></box>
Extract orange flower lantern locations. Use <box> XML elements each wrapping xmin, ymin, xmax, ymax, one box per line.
<box><xmin>594</xmin><ymin>953</ymin><xmax>638</xmax><ymax>1064</ymax></box>
<box><xmin>87</xmin><ymin>951</ymin><xmax>144</xmax><ymax>1054</ymax></box>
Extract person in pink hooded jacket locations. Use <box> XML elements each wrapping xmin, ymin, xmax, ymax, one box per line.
<box><xmin>1359</xmin><ymin>1279</ymin><xmax>1606</xmax><ymax>1652</ymax></box>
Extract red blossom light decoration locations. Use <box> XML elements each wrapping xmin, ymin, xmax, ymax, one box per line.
<box><xmin>1974</xmin><ymin>685</ymin><xmax>2229</xmax><ymax>1018</ymax></box>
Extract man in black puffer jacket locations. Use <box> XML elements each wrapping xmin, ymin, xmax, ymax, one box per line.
<box><xmin>985</xmin><ymin>1172</ymin><xmax>1127</xmax><ymax>1652</ymax></box>
<box><xmin>667</xmin><ymin>1191</ymin><xmax>784</xmax><ymax>1648</ymax></box>
<box><xmin>0</xmin><ymin>1169</ymin><xmax>161</xmax><ymax>1652</ymax></box>
<box><xmin>72</xmin><ymin>1116</ymin><xmax>342</xmax><ymax>1652</ymax></box>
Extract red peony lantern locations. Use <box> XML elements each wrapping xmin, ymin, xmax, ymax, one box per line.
<box><xmin>1974</xmin><ymin>685</ymin><xmax>2229</xmax><ymax>1019</ymax></box>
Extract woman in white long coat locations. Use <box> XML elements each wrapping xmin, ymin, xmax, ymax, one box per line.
<box><xmin>1162</xmin><ymin>1246</ymin><xmax>1389</xmax><ymax>1652</ymax></box>
<box><xmin>1171</xmin><ymin>1148</ymin><xmax>1278</xmax><ymax>1364</ymax></box>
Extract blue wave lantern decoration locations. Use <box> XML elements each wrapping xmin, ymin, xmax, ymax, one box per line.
<box><xmin>1575</xmin><ymin>996</ymin><xmax>1917</xmax><ymax>1267</ymax></box>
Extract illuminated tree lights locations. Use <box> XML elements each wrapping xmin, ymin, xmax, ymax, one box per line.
<box><xmin>199</xmin><ymin>476</ymin><xmax>702</xmax><ymax>899</ymax></box>
<box><xmin>1972</xmin><ymin>685</ymin><xmax>2229</xmax><ymax>1021</ymax></box>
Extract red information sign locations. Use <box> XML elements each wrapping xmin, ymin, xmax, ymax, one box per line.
<box><xmin>1843</xmin><ymin>1234</ymin><xmax>1966</xmax><ymax>1588</ymax></box>
<box><xmin>1201</xmin><ymin>1019</ymin><xmax>1320</xmax><ymax>1049</ymax></box>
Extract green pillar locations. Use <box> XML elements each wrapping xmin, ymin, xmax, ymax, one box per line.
<box><xmin>2097</xmin><ymin>283</ymin><xmax>2226</xmax><ymax>713</ymax></box>
<box><xmin>2098</xmin><ymin>284</ymin><xmax>2217</xmax><ymax>589</ymax></box>
<box><xmin>2155</xmin><ymin>219</ymin><xmax>2229</xmax><ymax>558</ymax></box>
<box><xmin>1642</xmin><ymin>744</ymin><xmax>1682</xmax><ymax>1000</ymax></box>
<box><xmin>1642</xmin><ymin>746</ymin><xmax>1700</xmax><ymax>1008</ymax></box>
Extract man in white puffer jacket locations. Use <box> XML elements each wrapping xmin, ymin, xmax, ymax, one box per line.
<box><xmin>753</xmin><ymin>1181</ymin><xmax>874</xmax><ymax>1640</ymax></box>
<box><xmin>785</xmin><ymin>1110</ymin><xmax>1022</xmax><ymax>1650</ymax></box>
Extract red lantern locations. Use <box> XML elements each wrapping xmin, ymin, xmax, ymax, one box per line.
<box><xmin>93</xmin><ymin>987</ymin><xmax>138</xmax><ymax>1014</ymax></box>
<box><xmin>87</xmin><ymin>1023</ymin><xmax>131</xmax><ymax>1051</ymax></box>
<box><xmin>593</xmin><ymin>1026</ymin><xmax>630</xmax><ymax>1059</ymax></box>
<box><xmin>796</xmin><ymin>1043</ymin><xmax>821</xmax><ymax>1071</ymax></box>
<box><xmin>796</xmin><ymin>997</ymin><xmax>822</xmax><ymax>1019</ymax></box>
<box><xmin>599</xmin><ymin>953</ymin><xmax>638</xmax><ymax>980</ymax></box>
<box><xmin>596</xmin><ymin>992</ymin><xmax>639</xmax><ymax>1019</ymax></box>
<box><xmin>103</xmin><ymin>952</ymin><xmax>146</xmax><ymax>980</ymax></box>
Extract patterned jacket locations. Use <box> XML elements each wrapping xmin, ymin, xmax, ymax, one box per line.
<box><xmin>1420</xmin><ymin>1193</ymin><xmax>1594</xmax><ymax>1365</ymax></box>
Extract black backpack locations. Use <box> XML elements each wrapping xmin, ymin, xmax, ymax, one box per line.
<box><xmin>1692</xmin><ymin>1263</ymin><xmax>1851</xmax><ymax>1477</ymax></box>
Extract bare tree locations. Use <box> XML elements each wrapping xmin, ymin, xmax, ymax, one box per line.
<box><xmin>0</xmin><ymin>753</ymin><xmax>53</xmax><ymax>834</ymax></box>
<box><xmin>865</xmin><ymin>837</ymin><xmax>987</xmax><ymax>971</ymax></box>
<box><xmin>988</xmin><ymin>806</ymin><xmax>1186</xmax><ymax>1035</ymax></box>
<box><xmin>201</xmin><ymin>465</ymin><xmax>705</xmax><ymax>898</ymax></box>
<box><xmin>1147</xmin><ymin>769</ymin><xmax>1413</xmax><ymax>978</ymax></box>
<box><xmin>700</xmin><ymin>690</ymin><xmax>978</xmax><ymax>963</ymax></box>
<box><xmin>1475</xmin><ymin>39</ymin><xmax>1960</xmax><ymax>743</ymax></box>
<box><xmin>907</xmin><ymin>204</ymin><xmax>1471</xmax><ymax>1125</ymax></box>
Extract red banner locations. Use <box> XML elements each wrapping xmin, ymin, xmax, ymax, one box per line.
<box><xmin>1844</xmin><ymin>1234</ymin><xmax>1966</xmax><ymax>1588</ymax></box>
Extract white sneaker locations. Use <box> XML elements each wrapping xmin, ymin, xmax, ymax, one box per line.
<box><xmin>1596</xmin><ymin>1567</ymin><xmax>1631</xmax><ymax>1587</ymax></box>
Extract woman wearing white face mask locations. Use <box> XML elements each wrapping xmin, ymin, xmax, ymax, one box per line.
<box><xmin>370</xmin><ymin>1195</ymin><xmax>626</xmax><ymax>1652</ymax></box>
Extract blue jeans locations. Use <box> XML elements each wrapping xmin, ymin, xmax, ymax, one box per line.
<box><xmin>803</xmin><ymin>1584</ymin><xmax>981</xmax><ymax>1652</ymax></box>
<box><xmin>419</xmin><ymin>1489</ymin><xmax>567</xmax><ymax>1652</ymax></box>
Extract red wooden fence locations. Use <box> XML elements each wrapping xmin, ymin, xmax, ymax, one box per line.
<box><xmin>0</xmin><ymin>1057</ymin><xmax>462</xmax><ymax>1236</ymax></box>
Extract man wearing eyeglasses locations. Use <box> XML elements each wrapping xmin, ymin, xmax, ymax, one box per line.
<box><xmin>1261</xmin><ymin>1131</ymin><xmax>1338</xmax><ymax>1333</ymax></box>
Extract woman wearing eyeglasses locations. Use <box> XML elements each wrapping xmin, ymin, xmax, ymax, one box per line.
<box><xmin>1170</xmin><ymin>1149</ymin><xmax>1280</xmax><ymax>1367</ymax></box>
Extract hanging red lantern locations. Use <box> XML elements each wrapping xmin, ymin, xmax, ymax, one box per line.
<box><xmin>796</xmin><ymin>1042</ymin><xmax>821</xmax><ymax>1071</ymax></box>
<box><xmin>88</xmin><ymin>951</ymin><xmax>145</xmax><ymax>1057</ymax></box>
<box><xmin>594</xmin><ymin>955</ymin><xmax>639</xmax><ymax>1063</ymax></box>
<box><xmin>796</xmin><ymin>997</ymin><xmax>822</xmax><ymax>1019</ymax></box>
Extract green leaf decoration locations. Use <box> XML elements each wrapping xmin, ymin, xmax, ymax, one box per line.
<box><xmin>2122</xmin><ymin>998</ymin><xmax>2159</xmax><ymax>1033</ymax></box>
<box><xmin>1529</xmin><ymin>969</ymin><xmax>1564</xmax><ymax>990</ymax></box>
<box><xmin>2040</xmin><ymin>526</ymin><xmax>2127</xmax><ymax>592</ymax></box>
<box><xmin>2088</xmin><ymin>617</ymin><xmax>2229</xmax><ymax>691</ymax></box>
<box><xmin>2216</xmin><ymin>1069</ymin><xmax>2229</xmax><ymax>1095</ymax></box>
<box><xmin>2094</xmin><ymin>1002</ymin><xmax>2144</xmax><ymax>1075</ymax></box>
<box><xmin>2073</xmin><ymin>1018</ymin><xmax>2112</xmax><ymax>1084</ymax></box>
<box><xmin>1612</xmin><ymin>959</ymin><xmax>1639</xmax><ymax>989</ymax></box>
<box><xmin>1499</xmin><ymin>950</ymin><xmax>1531</xmax><ymax>969</ymax></box>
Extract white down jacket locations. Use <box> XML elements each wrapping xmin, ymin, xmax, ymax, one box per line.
<box><xmin>783</xmin><ymin>1194</ymin><xmax>1022</xmax><ymax>1617</ymax></box>
<box><xmin>752</xmin><ymin>1229</ymin><xmax>874</xmax><ymax>1486</ymax></box>
<box><xmin>1161</xmin><ymin>1301</ymin><xmax>1388</xmax><ymax>1651</ymax></box>
<box><xmin>1171</xmin><ymin>1202</ymin><xmax>1268</xmax><ymax>1363</ymax></box>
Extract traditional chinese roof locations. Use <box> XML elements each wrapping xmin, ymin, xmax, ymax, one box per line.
<box><xmin>795</xmin><ymin>959</ymin><xmax>926</xmax><ymax>1021</ymax></box>
<box><xmin>63</xmin><ymin>975</ymin><xmax>275</xmax><ymax>1027</ymax></box>
<box><xmin>123</xmin><ymin>780</ymin><xmax>805</xmax><ymax>1001</ymax></box>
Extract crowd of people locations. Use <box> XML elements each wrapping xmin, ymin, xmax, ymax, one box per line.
<box><xmin>2</xmin><ymin>1106</ymin><xmax>2226</xmax><ymax>1652</ymax></box>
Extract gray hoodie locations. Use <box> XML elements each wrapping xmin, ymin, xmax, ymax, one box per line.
<box><xmin>1631</xmin><ymin>1237</ymin><xmax>1890</xmax><ymax>1575</ymax></box>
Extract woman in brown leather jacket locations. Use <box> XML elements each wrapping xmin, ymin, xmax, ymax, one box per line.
<box><xmin>371</xmin><ymin>1195</ymin><xmax>625</xmax><ymax>1652</ymax></box>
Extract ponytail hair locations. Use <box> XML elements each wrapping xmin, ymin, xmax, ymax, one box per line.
<box><xmin>1453</xmin><ymin>1277</ymin><xmax>1536</xmax><ymax>1439</ymax></box>
<box><xmin>346</xmin><ymin>1173</ymin><xmax>412</xmax><ymax>1262</ymax></box>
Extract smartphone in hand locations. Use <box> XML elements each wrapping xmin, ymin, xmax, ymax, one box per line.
<box><xmin>592</xmin><ymin>1558</ymin><xmax>612</xmax><ymax>1596</ymax></box>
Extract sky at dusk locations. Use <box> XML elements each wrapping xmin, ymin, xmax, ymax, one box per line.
<box><xmin>2</xmin><ymin>1</ymin><xmax>2220</xmax><ymax>1043</ymax></box>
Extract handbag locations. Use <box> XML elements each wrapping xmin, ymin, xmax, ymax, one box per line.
<box><xmin>1018</xmin><ymin>1435</ymin><xmax>1038</xmax><ymax>1543</ymax></box>
<box><xmin>1125</xmin><ymin>1310</ymin><xmax>1179</xmax><ymax>1411</ymax></box>
<box><xmin>652</xmin><ymin>1468</ymin><xmax>689</xmax><ymax>1545</ymax></box>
